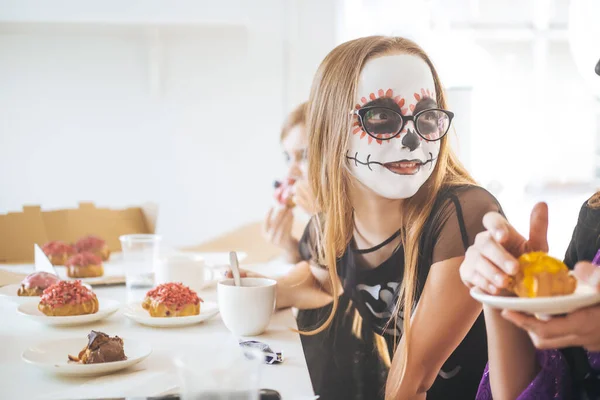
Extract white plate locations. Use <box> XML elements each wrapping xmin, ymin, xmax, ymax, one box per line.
<box><xmin>471</xmin><ymin>283</ymin><xmax>600</xmax><ymax>316</ymax></box>
<box><xmin>22</xmin><ymin>336</ymin><xmax>151</xmax><ymax>376</ymax></box>
<box><xmin>123</xmin><ymin>300</ymin><xmax>219</xmax><ymax>327</ymax></box>
<box><xmin>17</xmin><ymin>297</ymin><xmax>120</xmax><ymax>326</ymax></box>
<box><xmin>0</xmin><ymin>282</ymin><xmax>93</xmax><ymax>305</ymax></box>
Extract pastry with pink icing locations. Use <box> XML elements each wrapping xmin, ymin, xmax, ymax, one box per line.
<box><xmin>274</xmin><ymin>178</ymin><xmax>296</xmax><ymax>208</ymax></box>
<box><xmin>142</xmin><ymin>283</ymin><xmax>202</xmax><ymax>317</ymax></box>
<box><xmin>65</xmin><ymin>252</ymin><xmax>104</xmax><ymax>278</ymax></box>
<box><xmin>74</xmin><ymin>235</ymin><xmax>110</xmax><ymax>261</ymax></box>
<box><xmin>38</xmin><ymin>280</ymin><xmax>99</xmax><ymax>316</ymax></box>
<box><xmin>17</xmin><ymin>272</ymin><xmax>61</xmax><ymax>297</ymax></box>
<box><xmin>42</xmin><ymin>241</ymin><xmax>75</xmax><ymax>266</ymax></box>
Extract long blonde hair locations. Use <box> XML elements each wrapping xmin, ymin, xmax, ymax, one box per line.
<box><xmin>304</xmin><ymin>36</ymin><xmax>476</xmax><ymax>378</ymax></box>
<box><xmin>280</xmin><ymin>102</ymin><xmax>308</xmax><ymax>142</ymax></box>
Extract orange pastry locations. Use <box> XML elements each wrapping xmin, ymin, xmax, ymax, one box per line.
<box><xmin>42</xmin><ymin>241</ymin><xmax>75</xmax><ymax>266</ymax></box>
<box><xmin>510</xmin><ymin>252</ymin><xmax>577</xmax><ymax>298</ymax></box>
<box><xmin>65</xmin><ymin>252</ymin><xmax>104</xmax><ymax>278</ymax></box>
<box><xmin>38</xmin><ymin>280</ymin><xmax>99</xmax><ymax>316</ymax></box>
<box><xmin>142</xmin><ymin>282</ymin><xmax>202</xmax><ymax>317</ymax></box>
<box><xmin>17</xmin><ymin>272</ymin><xmax>61</xmax><ymax>296</ymax></box>
<box><xmin>75</xmin><ymin>235</ymin><xmax>110</xmax><ymax>261</ymax></box>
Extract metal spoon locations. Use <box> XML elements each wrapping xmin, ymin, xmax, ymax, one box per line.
<box><xmin>229</xmin><ymin>251</ymin><xmax>242</xmax><ymax>287</ymax></box>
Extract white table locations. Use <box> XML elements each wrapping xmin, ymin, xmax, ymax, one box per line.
<box><xmin>0</xmin><ymin>281</ymin><xmax>314</xmax><ymax>399</ymax></box>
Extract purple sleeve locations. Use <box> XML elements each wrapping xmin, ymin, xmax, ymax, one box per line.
<box><xmin>589</xmin><ymin>351</ymin><xmax>600</xmax><ymax>370</ymax></box>
<box><xmin>475</xmin><ymin>350</ymin><xmax>570</xmax><ymax>400</ymax></box>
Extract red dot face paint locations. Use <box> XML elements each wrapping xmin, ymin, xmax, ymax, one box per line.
<box><xmin>352</xmin><ymin>88</ymin><xmax>409</xmax><ymax>145</ymax></box>
<box><xmin>352</xmin><ymin>87</ymin><xmax>435</xmax><ymax>145</ymax></box>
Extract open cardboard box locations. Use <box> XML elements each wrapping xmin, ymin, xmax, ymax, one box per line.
<box><xmin>0</xmin><ymin>202</ymin><xmax>158</xmax><ymax>264</ymax></box>
<box><xmin>0</xmin><ymin>201</ymin><xmax>305</xmax><ymax>286</ymax></box>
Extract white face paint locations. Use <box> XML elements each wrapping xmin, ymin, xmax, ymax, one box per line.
<box><xmin>347</xmin><ymin>54</ymin><xmax>442</xmax><ymax>199</ymax></box>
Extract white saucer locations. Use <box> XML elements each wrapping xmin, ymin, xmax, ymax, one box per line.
<box><xmin>22</xmin><ymin>336</ymin><xmax>151</xmax><ymax>376</ymax></box>
<box><xmin>123</xmin><ymin>300</ymin><xmax>219</xmax><ymax>327</ymax></box>
<box><xmin>471</xmin><ymin>283</ymin><xmax>600</xmax><ymax>316</ymax></box>
<box><xmin>17</xmin><ymin>297</ymin><xmax>120</xmax><ymax>326</ymax></box>
<box><xmin>0</xmin><ymin>282</ymin><xmax>93</xmax><ymax>305</ymax></box>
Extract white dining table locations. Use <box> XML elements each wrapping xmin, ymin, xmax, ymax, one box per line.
<box><xmin>0</xmin><ymin>265</ymin><xmax>315</xmax><ymax>400</ymax></box>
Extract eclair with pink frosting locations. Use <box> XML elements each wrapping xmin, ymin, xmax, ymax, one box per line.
<box><xmin>17</xmin><ymin>272</ymin><xmax>61</xmax><ymax>297</ymax></box>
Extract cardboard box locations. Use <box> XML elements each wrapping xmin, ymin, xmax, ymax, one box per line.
<box><xmin>0</xmin><ymin>202</ymin><xmax>158</xmax><ymax>263</ymax></box>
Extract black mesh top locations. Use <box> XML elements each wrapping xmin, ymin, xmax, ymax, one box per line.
<box><xmin>297</xmin><ymin>185</ymin><xmax>502</xmax><ymax>400</ymax></box>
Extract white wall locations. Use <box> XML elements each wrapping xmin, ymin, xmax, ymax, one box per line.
<box><xmin>0</xmin><ymin>0</ymin><xmax>338</xmax><ymax>248</ymax></box>
<box><xmin>5</xmin><ymin>0</ymin><xmax>591</xmax><ymax>255</ymax></box>
<box><xmin>284</xmin><ymin>0</ymin><xmax>338</xmax><ymax>106</ymax></box>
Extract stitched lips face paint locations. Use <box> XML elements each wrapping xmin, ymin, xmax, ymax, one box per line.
<box><xmin>347</xmin><ymin>54</ymin><xmax>441</xmax><ymax>199</ymax></box>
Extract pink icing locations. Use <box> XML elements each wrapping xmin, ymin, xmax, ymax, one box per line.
<box><xmin>21</xmin><ymin>272</ymin><xmax>61</xmax><ymax>290</ymax></box>
<box><xmin>74</xmin><ymin>235</ymin><xmax>106</xmax><ymax>252</ymax></box>
<box><xmin>42</xmin><ymin>241</ymin><xmax>75</xmax><ymax>256</ymax></box>
<box><xmin>65</xmin><ymin>252</ymin><xmax>102</xmax><ymax>267</ymax></box>
<box><xmin>40</xmin><ymin>280</ymin><xmax>96</xmax><ymax>308</ymax></box>
<box><xmin>146</xmin><ymin>282</ymin><xmax>202</xmax><ymax>310</ymax></box>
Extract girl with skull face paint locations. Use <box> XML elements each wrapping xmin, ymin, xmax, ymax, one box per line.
<box><xmin>276</xmin><ymin>36</ymin><xmax>505</xmax><ymax>400</ymax></box>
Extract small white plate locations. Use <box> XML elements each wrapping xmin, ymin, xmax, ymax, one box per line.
<box><xmin>0</xmin><ymin>282</ymin><xmax>93</xmax><ymax>305</ymax></box>
<box><xmin>123</xmin><ymin>301</ymin><xmax>219</xmax><ymax>327</ymax></box>
<box><xmin>17</xmin><ymin>297</ymin><xmax>120</xmax><ymax>326</ymax></box>
<box><xmin>22</xmin><ymin>336</ymin><xmax>151</xmax><ymax>376</ymax></box>
<box><xmin>471</xmin><ymin>283</ymin><xmax>600</xmax><ymax>316</ymax></box>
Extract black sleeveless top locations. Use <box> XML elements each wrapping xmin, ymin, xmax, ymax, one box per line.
<box><xmin>297</xmin><ymin>185</ymin><xmax>503</xmax><ymax>400</ymax></box>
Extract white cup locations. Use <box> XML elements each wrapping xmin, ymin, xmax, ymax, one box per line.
<box><xmin>155</xmin><ymin>253</ymin><xmax>215</xmax><ymax>292</ymax></box>
<box><xmin>217</xmin><ymin>278</ymin><xmax>277</xmax><ymax>336</ymax></box>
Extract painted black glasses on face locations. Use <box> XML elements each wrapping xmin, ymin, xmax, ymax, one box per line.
<box><xmin>351</xmin><ymin>106</ymin><xmax>454</xmax><ymax>141</ymax></box>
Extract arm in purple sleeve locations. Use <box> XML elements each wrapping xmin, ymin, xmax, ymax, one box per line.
<box><xmin>476</xmin><ymin>350</ymin><xmax>571</xmax><ymax>400</ymax></box>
